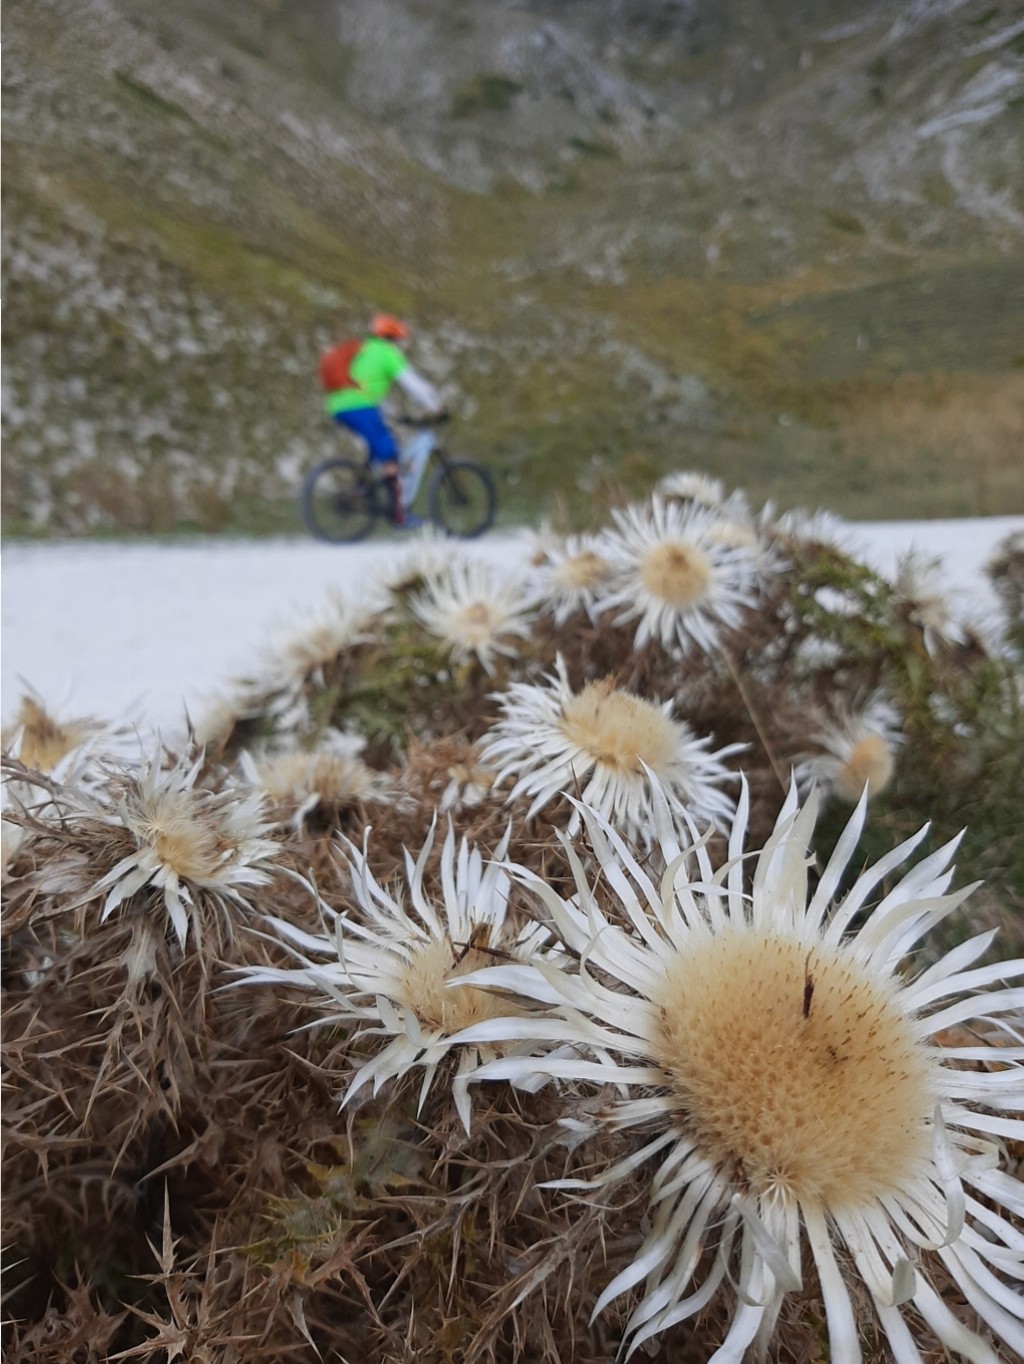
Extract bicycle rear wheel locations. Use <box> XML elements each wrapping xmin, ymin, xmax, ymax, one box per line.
<box><xmin>428</xmin><ymin>459</ymin><xmax>496</xmax><ymax>539</ymax></box>
<box><xmin>300</xmin><ymin>459</ymin><xmax>381</xmax><ymax>542</ymax></box>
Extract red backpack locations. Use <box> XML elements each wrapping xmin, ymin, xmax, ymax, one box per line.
<box><xmin>318</xmin><ymin>338</ymin><xmax>362</xmax><ymax>392</ymax></box>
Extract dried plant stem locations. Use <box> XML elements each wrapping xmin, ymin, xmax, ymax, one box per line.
<box><xmin>723</xmin><ymin>650</ymin><xmax>788</xmax><ymax>793</ymax></box>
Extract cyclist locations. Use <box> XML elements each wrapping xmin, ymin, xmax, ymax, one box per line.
<box><xmin>322</xmin><ymin>314</ymin><xmax>447</xmax><ymax>528</ymax></box>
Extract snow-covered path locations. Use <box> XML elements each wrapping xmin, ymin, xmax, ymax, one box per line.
<box><xmin>3</xmin><ymin>518</ymin><xmax>1021</xmax><ymax>737</ymax></box>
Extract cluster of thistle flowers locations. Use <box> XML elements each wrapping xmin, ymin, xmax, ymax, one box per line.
<box><xmin>1</xmin><ymin>695</ymin><xmax>279</xmax><ymax>965</ymax></box>
<box><xmin>190</xmin><ymin>492</ymin><xmax>760</xmax><ymax>841</ymax></box>
<box><xmin>194</xmin><ymin>473</ymin><xmax>987</xmax><ymax>837</ymax></box>
<box><xmin>1</xmin><ymin>474</ymin><xmax>999</xmax><ymax>996</ymax></box>
<box><xmin>234</xmin><ymin>778</ymin><xmax>1024</xmax><ymax>1364</ymax></box>
<box><xmin>3</xmin><ymin>474</ymin><xmax>1021</xmax><ymax>1361</ymax></box>
<box><xmin>3</xmin><ymin>471</ymin><xmax>993</xmax><ymax>889</ymax></box>
<box><xmin>219</xmin><ymin>484</ymin><xmax>1021</xmax><ymax>1361</ymax></box>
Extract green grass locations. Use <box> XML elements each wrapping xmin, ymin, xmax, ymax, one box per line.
<box><xmin>5</xmin><ymin>5</ymin><xmax>1024</xmax><ymax>539</ymax></box>
<box><xmin>452</xmin><ymin>75</ymin><xmax>523</xmax><ymax>118</ymax></box>
<box><xmin>114</xmin><ymin>71</ymin><xmax>198</xmax><ymax>122</ymax></box>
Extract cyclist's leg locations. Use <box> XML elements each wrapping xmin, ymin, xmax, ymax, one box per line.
<box><xmin>334</xmin><ymin>408</ymin><xmax>404</xmax><ymax>523</ymax></box>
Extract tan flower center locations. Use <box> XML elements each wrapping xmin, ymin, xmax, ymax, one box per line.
<box><xmin>399</xmin><ymin>936</ymin><xmax>515</xmax><ymax>1034</ymax></box>
<box><xmin>835</xmin><ymin>734</ymin><xmax>895</xmax><ymax>803</ymax></box>
<box><xmin>560</xmin><ymin>680</ymin><xmax>678</xmax><ymax>775</ymax></box>
<box><xmin>133</xmin><ymin>786</ymin><xmax>232</xmax><ymax>882</ymax></box>
<box><xmin>453</xmin><ymin>602</ymin><xmax>498</xmax><ymax>647</ymax></box>
<box><xmin>640</xmin><ymin>542</ymin><xmax>712</xmax><ymax>608</ymax></box>
<box><xmin>151</xmin><ymin>819</ymin><xmax>226</xmax><ymax>881</ymax></box>
<box><xmin>261</xmin><ymin>752</ymin><xmax>375</xmax><ymax>804</ymax></box>
<box><xmin>555</xmin><ymin>551</ymin><xmax>611</xmax><ymax>591</ymax></box>
<box><xmin>288</xmin><ymin>625</ymin><xmax>344</xmax><ymax>674</ymax></box>
<box><xmin>652</xmin><ymin>931</ymin><xmax>934</xmax><ymax>1209</ymax></box>
<box><xmin>447</xmin><ymin>761</ymin><xmax>494</xmax><ymax>790</ymax></box>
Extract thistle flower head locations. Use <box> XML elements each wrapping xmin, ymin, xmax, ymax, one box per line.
<box><xmin>653</xmin><ymin>931</ymin><xmax>937</xmax><ymax>1208</ymax></box>
<box><xmin>267</xmin><ymin>589</ymin><xmax>382</xmax><ymax>691</ymax></box>
<box><xmin>247</xmin><ymin>731</ymin><xmax>391</xmax><ymax>828</ymax></box>
<box><xmin>438</xmin><ymin>755</ymin><xmax>497</xmax><ymax>813</ymax></box>
<box><xmin>480</xmin><ymin>655</ymin><xmax>741</xmax><ymax>844</ymax></box>
<box><xmin>190</xmin><ymin>689</ymin><xmax>257</xmax><ymax>753</ymax></box>
<box><xmin>75</xmin><ymin>751</ymin><xmax>279</xmax><ymax>949</ymax></box>
<box><xmin>596</xmin><ymin>496</ymin><xmax>757</xmax><ymax>654</ymax></box>
<box><xmin>2</xmin><ymin>695</ymin><xmax>110</xmax><ymax>873</ymax></box>
<box><xmin>459</xmin><ymin>782</ymin><xmax>1024</xmax><ymax>1362</ymax></box>
<box><xmin>893</xmin><ymin>548</ymin><xmax>967</xmax><ymax>654</ymax></box>
<box><xmin>706</xmin><ymin>514</ymin><xmax>762</xmax><ymax>555</ymax></box>
<box><xmin>3</xmin><ymin>693</ymin><xmax>99</xmax><ymax>773</ymax></box>
<box><xmin>377</xmin><ymin>525</ymin><xmax>459</xmax><ymax>599</ymax></box>
<box><xmin>408</xmin><ymin>559</ymin><xmax>538</xmax><ymax>675</ymax></box>
<box><xmin>773</xmin><ymin>506</ymin><xmax>853</xmax><ymax>552</ymax></box>
<box><xmin>798</xmin><ymin>693</ymin><xmax>904</xmax><ymax>803</ymax></box>
<box><xmin>656</xmin><ymin>469</ymin><xmax>727</xmax><ymax>508</ymax></box>
<box><xmin>402</xmin><ymin>736</ymin><xmax>497</xmax><ymax>814</ymax></box>
<box><xmin>237</xmin><ymin>820</ymin><xmax>559</xmax><ymax>1131</ymax></box>
<box><xmin>517</xmin><ymin>517</ymin><xmax>563</xmax><ymax>567</ymax></box>
<box><xmin>536</xmin><ymin>534</ymin><xmax>614</xmax><ymax>625</ymax></box>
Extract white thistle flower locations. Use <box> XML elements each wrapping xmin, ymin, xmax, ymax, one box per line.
<box><xmin>656</xmin><ymin>470</ymin><xmax>727</xmax><ymax>508</ymax></box>
<box><xmin>516</xmin><ymin>517</ymin><xmax>563</xmax><ymax>567</ymax></box>
<box><xmin>190</xmin><ymin>688</ymin><xmax>260</xmax><ymax>752</ymax></box>
<box><xmin>2</xmin><ymin>694</ymin><xmax>111</xmax><ymax>860</ymax></box>
<box><xmin>266</xmin><ymin>589</ymin><xmax>383</xmax><ymax>692</ymax></box>
<box><xmin>797</xmin><ymin>693</ymin><xmax>904</xmax><ymax>803</ymax></box>
<box><xmin>707</xmin><ymin>513</ymin><xmax>786</xmax><ymax>583</ymax></box>
<box><xmin>657</xmin><ymin>475</ymin><xmax>756</xmax><ymax>537</ymax></box>
<box><xmin>408</xmin><ymin>558</ymin><xmax>539</xmax><ymax>675</ymax></box>
<box><xmin>78</xmin><ymin>752</ymin><xmax>279</xmax><ymax>949</ymax></box>
<box><xmin>706</xmin><ymin>516</ymin><xmax>760</xmax><ymax>554</ymax></box>
<box><xmin>438</xmin><ymin>756</ymin><xmax>497</xmax><ymax>813</ymax></box>
<box><xmin>402</xmin><ymin>737</ymin><xmax>498</xmax><ymax>815</ymax></box>
<box><xmin>481</xmin><ymin>655</ymin><xmax>741</xmax><ymax>844</ymax></box>
<box><xmin>458</xmin><ymin>783</ymin><xmax>1024</xmax><ymax>1363</ymax></box>
<box><xmin>2</xmin><ymin>688</ymin><xmax>144</xmax><ymax>789</ymax></box>
<box><xmin>597</xmin><ymin>496</ymin><xmax>757</xmax><ymax>654</ymax></box>
<box><xmin>893</xmin><ymin>549</ymin><xmax>967</xmax><ymax>654</ymax></box>
<box><xmin>244</xmin><ymin>731</ymin><xmax>391</xmax><ymax>828</ymax></box>
<box><xmin>773</xmin><ymin>506</ymin><xmax>854</xmax><ymax>552</ymax></box>
<box><xmin>2</xmin><ymin>692</ymin><xmax>101</xmax><ymax>773</ymax></box>
<box><xmin>377</xmin><ymin>524</ymin><xmax>460</xmax><ymax>599</ymax></box>
<box><xmin>536</xmin><ymin>534</ymin><xmax>615</xmax><ymax>625</ymax></box>
<box><xmin>237</xmin><ymin>821</ymin><xmax>557</xmax><ymax>1132</ymax></box>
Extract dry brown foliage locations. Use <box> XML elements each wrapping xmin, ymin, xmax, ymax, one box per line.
<box><xmin>3</xmin><ymin>506</ymin><xmax>1021</xmax><ymax>1361</ymax></box>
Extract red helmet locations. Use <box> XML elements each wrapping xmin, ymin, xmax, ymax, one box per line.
<box><xmin>370</xmin><ymin>313</ymin><xmax>410</xmax><ymax>341</ymax></box>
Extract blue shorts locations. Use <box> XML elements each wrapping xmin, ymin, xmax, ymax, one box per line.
<box><xmin>333</xmin><ymin>406</ymin><xmax>398</xmax><ymax>465</ymax></box>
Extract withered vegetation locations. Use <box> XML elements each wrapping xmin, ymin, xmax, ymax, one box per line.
<box><xmin>3</xmin><ymin>491</ymin><xmax>1022</xmax><ymax>1362</ymax></box>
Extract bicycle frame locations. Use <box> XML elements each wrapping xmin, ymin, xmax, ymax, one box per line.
<box><xmin>398</xmin><ymin>429</ymin><xmax>437</xmax><ymax>510</ymax></box>
<box><xmin>301</xmin><ymin>417</ymin><xmax>495</xmax><ymax>542</ymax></box>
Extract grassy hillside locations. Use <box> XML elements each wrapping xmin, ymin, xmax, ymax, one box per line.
<box><xmin>3</xmin><ymin>0</ymin><xmax>1023</xmax><ymax>535</ymax></box>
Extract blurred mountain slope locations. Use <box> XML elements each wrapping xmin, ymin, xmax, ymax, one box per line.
<box><xmin>4</xmin><ymin>0</ymin><xmax>1023</xmax><ymax>534</ymax></box>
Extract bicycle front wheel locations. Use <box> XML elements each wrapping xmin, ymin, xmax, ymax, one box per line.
<box><xmin>428</xmin><ymin>459</ymin><xmax>496</xmax><ymax>539</ymax></box>
<box><xmin>300</xmin><ymin>459</ymin><xmax>380</xmax><ymax>543</ymax></box>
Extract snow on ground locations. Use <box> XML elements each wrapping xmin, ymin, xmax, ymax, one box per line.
<box><xmin>3</xmin><ymin>518</ymin><xmax>1022</xmax><ymax>740</ymax></box>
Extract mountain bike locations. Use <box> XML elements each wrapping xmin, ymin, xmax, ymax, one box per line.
<box><xmin>300</xmin><ymin>416</ymin><xmax>497</xmax><ymax>543</ymax></box>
